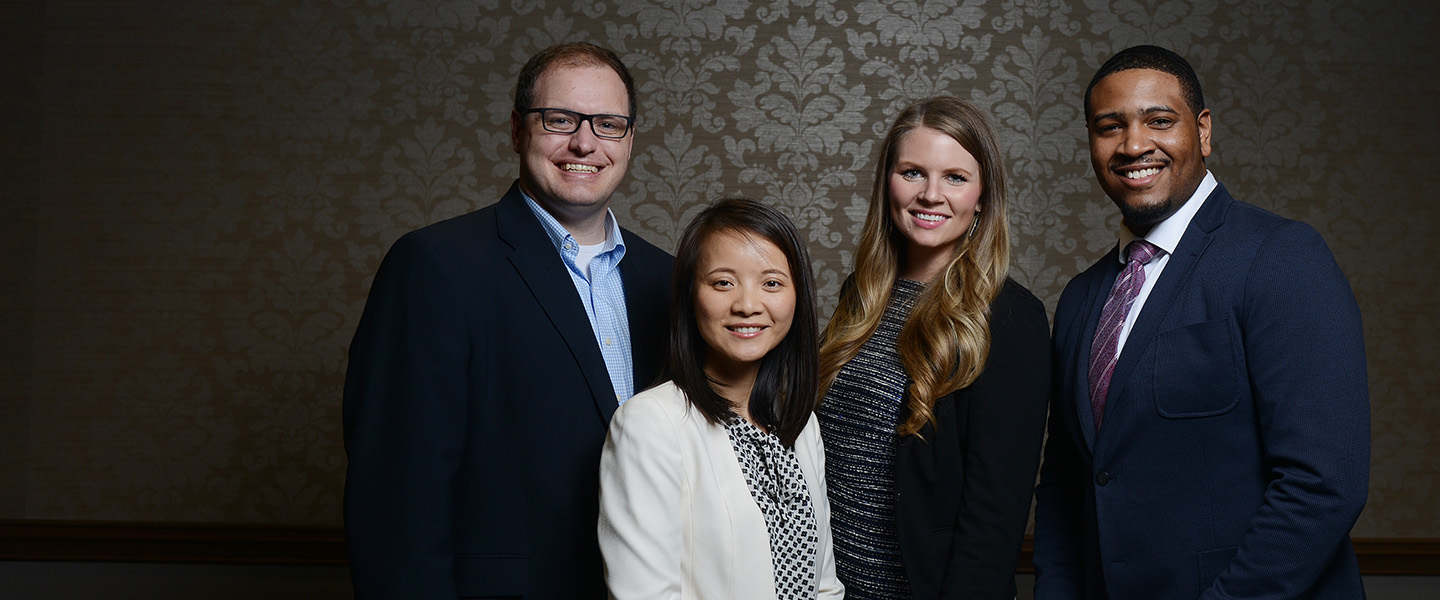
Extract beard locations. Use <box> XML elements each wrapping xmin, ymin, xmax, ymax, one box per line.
<box><xmin>1117</xmin><ymin>195</ymin><xmax>1183</xmax><ymax>231</ymax></box>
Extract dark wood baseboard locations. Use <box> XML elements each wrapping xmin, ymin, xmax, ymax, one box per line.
<box><xmin>0</xmin><ymin>520</ymin><xmax>347</xmax><ymax>564</ymax></box>
<box><xmin>1015</xmin><ymin>538</ymin><xmax>1440</xmax><ymax>575</ymax></box>
<box><xmin>1352</xmin><ymin>538</ymin><xmax>1440</xmax><ymax>575</ymax></box>
<box><xmin>2</xmin><ymin>520</ymin><xmax>1437</xmax><ymax>575</ymax></box>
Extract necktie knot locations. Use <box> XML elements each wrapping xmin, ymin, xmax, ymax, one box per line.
<box><xmin>1126</xmin><ymin>239</ymin><xmax>1161</xmax><ymax>266</ymax></box>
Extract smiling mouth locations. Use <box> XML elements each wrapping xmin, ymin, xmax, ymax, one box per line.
<box><xmin>561</xmin><ymin>163</ymin><xmax>599</xmax><ymax>174</ymax></box>
<box><xmin>1124</xmin><ymin>166</ymin><xmax>1161</xmax><ymax>180</ymax></box>
<box><xmin>728</xmin><ymin>326</ymin><xmax>764</xmax><ymax>334</ymax></box>
<box><xmin>913</xmin><ymin>212</ymin><xmax>948</xmax><ymax>222</ymax></box>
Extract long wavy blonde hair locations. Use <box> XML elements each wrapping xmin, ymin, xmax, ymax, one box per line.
<box><xmin>818</xmin><ymin>97</ymin><xmax>1011</xmax><ymax>436</ymax></box>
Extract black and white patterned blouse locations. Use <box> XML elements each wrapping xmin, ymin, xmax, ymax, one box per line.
<box><xmin>815</xmin><ymin>277</ymin><xmax>924</xmax><ymax>599</ymax></box>
<box><xmin>725</xmin><ymin>415</ymin><xmax>820</xmax><ymax>600</ymax></box>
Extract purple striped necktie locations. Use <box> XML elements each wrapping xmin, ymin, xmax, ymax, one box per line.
<box><xmin>1088</xmin><ymin>239</ymin><xmax>1162</xmax><ymax>431</ymax></box>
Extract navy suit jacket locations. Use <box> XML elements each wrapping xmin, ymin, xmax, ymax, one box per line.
<box><xmin>1033</xmin><ymin>183</ymin><xmax>1369</xmax><ymax>599</ymax></box>
<box><xmin>343</xmin><ymin>182</ymin><xmax>672</xmax><ymax>599</ymax></box>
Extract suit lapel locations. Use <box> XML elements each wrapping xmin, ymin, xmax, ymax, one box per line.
<box><xmin>1075</xmin><ymin>250</ymin><xmax>1121</xmax><ymax>452</ymax></box>
<box><xmin>1100</xmin><ymin>186</ymin><xmax>1231</xmax><ymax>434</ymax></box>
<box><xmin>495</xmin><ymin>183</ymin><xmax>620</xmax><ymax>423</ymax></box>
<box><xmin>620</xmin><ymin>242</ymin><xmax>665</xmax><ymax>394</ymax></box>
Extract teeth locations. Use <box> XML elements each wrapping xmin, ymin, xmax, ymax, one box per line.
<box><xmin>1126</xmin><ymin>167</ymin><xmax>1160</xmax><ymax>179</ymax></box>
<box><xmin>915</xmin><ymin>213</ymin><xmax>947</xmax><ymax>222</ymax></box>
<box><xmin>562</xmin><ymin>164</ymin><xmax>598</xmax><ymax>173</ymax></box>
<box><xmin>730</xmin><ymin>326</ymin><xmax>762</xmax><ymax>333</ymax></box>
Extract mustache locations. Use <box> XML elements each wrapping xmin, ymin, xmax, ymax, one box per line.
<box><xmin>1112</xmin><ymin>154</ymin><xmax>1170</xmax><ymax>169</ymax></box>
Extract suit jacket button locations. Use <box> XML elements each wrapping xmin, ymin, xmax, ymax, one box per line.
<box><xmin>1095</xmin><ymin>472</ymin><xmax>1111</xmax><ymax>486</ymax></box>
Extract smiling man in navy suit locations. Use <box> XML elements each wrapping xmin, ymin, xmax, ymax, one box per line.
<box><xmin>343</xmin><ymin>42</ymin><xmax>672</xmax><ymax>599</ymax></box>
<box><xmin>1033</xmin><ymin>45</ymin><xmax>1369</xmax><ymax>599</ymax></box>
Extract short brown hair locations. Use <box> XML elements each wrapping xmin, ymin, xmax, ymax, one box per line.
<box><xmin>513</xmin><ymin>42</ymin><xmax>637</xmax><ymax>119</ymax></box>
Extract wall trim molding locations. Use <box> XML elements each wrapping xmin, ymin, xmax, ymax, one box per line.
<box><xmin>0</xmin><ymin>520</ymin><xmax>347</xmax><ymax>564</ymax></box>
<box><xmin>2</xmin><ymin>521</ymin><xmax>1437</xmax><ymax>575</ymax></box>
<box><xmin>1014</xmin><ymin>537</ymin><xmax>1440</xmax><ymax>575</ymax></box>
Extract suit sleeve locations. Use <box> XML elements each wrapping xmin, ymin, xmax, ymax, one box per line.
<box><xmin>941</xmin><ymin>285</ymin><xmax>1054</xmax><ymax>598</ymax></box>
<box><xmin>1030</xmin><ymin>339</ymin><xmax>1088</xmax><ymax>599</ymax></box>
<box><xmin>1203</xmin><ymin>222</ymin><xmax>1369</xmax><ymax>599</ymax></box>
<box><xmin>598</xmin><ymin>392</ymin><xmax>686</xmax><ymax>600</ymax></box>
<box><xmin>1031</xmin><ymin>277</ymin><xmax>1091</xmax><ymax>599</ymax></box>
<box><xmin>1031</xmin><ymin>329</ymin><xmax>1082</xmax><ymax>595</ymax></box>
<box><xmin>343</xmin><ymin>233</ymin><xmax>470</xmax><ymax>599</ymax></box>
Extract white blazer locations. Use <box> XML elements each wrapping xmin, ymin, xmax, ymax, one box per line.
<box><xmin>598</xmin><ymin>381</ymin><xmax>844</xmax><ymax>600</ymax></box>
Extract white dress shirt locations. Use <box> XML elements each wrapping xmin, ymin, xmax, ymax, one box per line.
<box><xmin>1112</xmin><ymin>170</ymin><xmax>1217</xmax><ymax>355</ymax></box>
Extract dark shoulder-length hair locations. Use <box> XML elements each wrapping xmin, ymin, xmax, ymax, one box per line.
<box><xmin>668</xmin><ymin>197</ymin><xmax>818</xmax><ymax>448</ymax></box>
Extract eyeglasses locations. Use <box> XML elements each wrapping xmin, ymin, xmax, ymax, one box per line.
<box><xmin>523</xmin><ymin>108</ymin><xmax>634</xmax><ymax>140</ymax></box>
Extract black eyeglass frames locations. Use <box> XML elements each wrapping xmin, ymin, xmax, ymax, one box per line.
<box><xmin>522</xmin><ymin>108</ymin><xmax>633</xmax><ymax>140</ymax></box>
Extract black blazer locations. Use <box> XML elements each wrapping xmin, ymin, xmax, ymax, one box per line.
<box><xmin>886</xmin><ymin>278</ymin><xmax>1052</xmax><ymax>599</ymax></box>
<box><xmin>343</xmin><ymin>182</ymin><xmax>672</xmax><ymax>599</ymax></box>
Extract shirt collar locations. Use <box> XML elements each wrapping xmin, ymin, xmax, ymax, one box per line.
<box><xmin>521</xmin><ymin>190</ymin><xmax>625</xmax><ymax>255</ymax></box>
<box><xmin>1116</xmin><ymin>170</ymin><xmax>1217</xmax><ymax>263</ymax></box>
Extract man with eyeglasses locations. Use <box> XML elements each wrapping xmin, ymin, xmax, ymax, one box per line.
<box><xmin>344</xmin><ymin>42</ymin><xmax>672</xmax><ymax>599</ymax></box>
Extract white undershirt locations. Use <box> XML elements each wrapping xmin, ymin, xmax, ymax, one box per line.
<box><xmin>576</xmin><ymin>242</ymin><xmax>604</xmax><ymax>281</ymax></box>
<box><xmin>1112</xmin><ymin>170</ymin><xmax>1217</xmax><ymax>354</ymax></box>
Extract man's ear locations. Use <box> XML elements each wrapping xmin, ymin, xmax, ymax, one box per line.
<box><xmin>510</xmin><ymin>110</ymin><xmax>523</xmax><ymax>154</ymax></box>
<box><xmin>1196</xmin><ymin>108</ymin><xmax>1212</xmax><ymax>158</ymax></box>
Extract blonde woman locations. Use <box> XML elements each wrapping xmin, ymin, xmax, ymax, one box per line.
<box><xmin>817</xmin><ymin>97</ymin><xmax>1050</xmax><ymax>599</ymax></box>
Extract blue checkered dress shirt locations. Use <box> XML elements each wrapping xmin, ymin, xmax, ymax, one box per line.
<box><xmin>522</xmin><ymin>194</ymin><xmax>635</xmax><ymax>404</ymax></box>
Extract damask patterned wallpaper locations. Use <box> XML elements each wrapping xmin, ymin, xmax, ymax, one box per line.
<box><xmin>4</xmin><ymin>0</ymin><xmax>1437</xmax><ymax>536</ymax></box>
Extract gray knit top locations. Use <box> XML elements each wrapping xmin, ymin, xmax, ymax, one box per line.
<box><xmin>816</xmin><ymin>278</ymin><xmax>924</xmax><ymax>599</ymax></box>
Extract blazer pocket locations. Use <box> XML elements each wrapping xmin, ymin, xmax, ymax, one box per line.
<box><xmin>453</xmin><ymin>554</ymin><xmax>527</xmax><ymax>598</ymax></box>
<box><xmin>1196</xmin><ymin>546</ymin><xmax>1237</xmax><ymax>593</ymax></box>
<box><xmin>1153</xmin><ymin>319</ymin><xmax>1242</xmax><ymax>418</ymax></box>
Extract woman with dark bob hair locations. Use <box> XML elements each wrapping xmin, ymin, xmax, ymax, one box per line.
<box><xmin>817</xmin><ymin>97</ymin><xmax>1051</xmax><ymax>598</ymax></box>
<box><xmin>599</xmin><ymin>197</ymin><xmax>844</xmax><ymax>599</ymax></box>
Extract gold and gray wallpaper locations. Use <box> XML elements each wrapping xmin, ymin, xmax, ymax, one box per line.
<box><xmin>3</xmin><ymin>0</ymin><xmax>1436</xmax><ymax>537</ymax></box>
